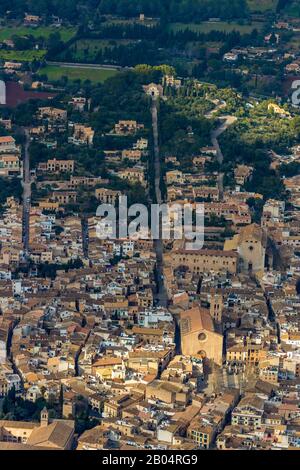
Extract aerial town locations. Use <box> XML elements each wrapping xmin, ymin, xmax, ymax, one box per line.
<box><xmin>0</xmin><ymin>0</ymin><xmax>299</xmax><ymax>455</ymax></box>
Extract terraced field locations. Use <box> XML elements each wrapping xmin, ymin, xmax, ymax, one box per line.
<box><xmin>169</xmin><ymin>21</ymin><xmax>264</xmax><ymax>34</ymax></box>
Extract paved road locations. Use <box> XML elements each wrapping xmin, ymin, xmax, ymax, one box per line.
<box><xmin>47</xmin><ymin>61</ymin><xmax>128</xmax><ymax>71</ymax></box>
<box><xmin>204</xmin><ymin>99</ymin><xmax>226</xmax><ymax>119</ymax></box>
<box><xmin>151</xmin><ymin>99</ymin><xmax>162</xmax><ymax>205</ymax></box>
<box><xmin>211</xmin><ymin>115</ymin><xmax>237</xmax><ymax>165</ymax></box>
<box><xmin>22</xmin><ymin>129</ymin><xmax>31</xmax><ymax>254</ymax></box>
<box><xmin>209</xmin><ymin>115</ymin><xmax>237</xmax><ymax>200</ymax></box>
<box><xmin>151</xmin><ymin>97</ymin><xmax>168</xmax><ymax>308</ymax></box>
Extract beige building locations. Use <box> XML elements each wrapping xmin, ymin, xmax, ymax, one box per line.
<box><xmin>52</xmin><ymin>191</ymin><xmax>77</xmax><ymax>204</ymax></box>
<box><xmin>4</xmin><ymin>62</ymin><xmax>22</xmax><ymax>70</ymax></box>
<box><xmin>143</xmin><ymin>83</ymin><xmax>164</xmax><ymax>97</ymax></box>
<box><xmin>0</xmin><ymin>136</ymin><xmax>17</xmax><ymax>154</ymax></box>
<box><xmin>69</xmin><ymin>176</ymin><xmax>104</xmax><ymax>189</ymax></box>
<box><xmin>103</xmin><ymin>394</ymin><xmax>140</xmax><ymax>419</ymax></box>
<box><xmin>209</xmin><ymin>290</ymin><xmax>224</xmax><ymax>324</ymax></box>
<box><xmin>121</xmin><ymin>149</ymin><xmax>142</xmax><ymax>162</ymax></box>
<box><xmin>68</xmin><ymin>97</ymin><xmax>86</xmax><ymax>111</ymax></box>
<box><xmin>69</xmin><ymin>124</ymin><xmax>94</xmax><ymax>146</ymax></box>
<box><xmin>193</xmin><ymin>186</ymin><xmax>220</xmax><ymax>201</ymax></box>
<box><xmin>46</xmin><ymin>159</ymin><xmax>74</xmax><ymax>173</ymax></box>
<box><xmin>0</xmin><ymin>408</ymin><xmax>74</xmax><ymax>450</ymax></box>
<box><xmin>204</xmin><ymin>202</ymin><xmax>251</xmax><ymax>225</ymax></box>
<box><xmin>95</xmin><ymin>188</ymin><xmax>121</xmax><ymax>204</ymax></box>
<box><xmin>180</xmin><ymin>306</ymin><xmax>223</xmax><ymax>366</ymax></box>
<box><xmin>133</xmin><ymin>138</ymin><xmax>148</xmax><ymax>150</ymax></box>
<box><xmin>128</xmin><ymin>348</ymin><xmax>173</xmax><ymax>375</ymax></box>
<box><xmin>114</xmin><ymin>120</ymin><xmax>144</xmax><ymax>135</ymax></box>
<box><xmin>91</xmin><ymin>357</ymin><xmax>125</xmax><ymax>381</ymax></box>
<box><xmin>187</xmin><ymin>419</ymin><xmax>216</xmax><ymax>449</ymax></box>
<box><xmin>166</xmin><ymin>249</ymin><xmax>238</xmax><ymax>275</ymax></box>
<box><xmin>166</xmin><ymin>170</ymin><xmax>184</xmax><ymax>185</ymax></box>
<box><xmin>145</xmin><ymin>380</ymin><xmax>189</xmax><ymax>406</ymax></box>
<box><xmin>38</xmin><ymin>201</ymin><xmax>60</xmax><ymax>211</ymax></box>
<box><xmin>24</xmin><ymin>14</ymin><xmax>41</xmax><ymax>24</ymax></box>
<box><xmin>163</xmin><ymin>75</ymin><xmax>182</xmax><ymax>89</ymax></box>
<box><xmin>226</xmin><ymin>344</ymin><xmax>267</xmax><ymax>366</ymax></box>
<box><xmin>224</xmin><ymin>223</ymin><xmax>268</xmax><ymax>274</ymax></box>
<box><xmin>37</xmin><ymin>107</ymin><xmax>67</xmax><ymax>122</ymax></box>
<box><xmin>118</xmin><ymin>168</ymin><xmax>146</xmax><ymax>186</ymax></box>
<box><xmin>231</xmin><ymin>394</ymin><xmax>265</xmax><ymax>428</ymax></box>
<box><xmin>234</xmin><ymin>165</ymin><xmax>253</xmax><ymax>186</ymax></box>
<box><xmin>0</xmin><ymin>155</ymin><xmax>20</xmax><ymax>176</ymax></box>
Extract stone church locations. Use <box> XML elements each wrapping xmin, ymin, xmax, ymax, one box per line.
<box><xmin>180</xmin><ymin>306</ymin><xmax>223</xmax><ymax>366</ymax></box>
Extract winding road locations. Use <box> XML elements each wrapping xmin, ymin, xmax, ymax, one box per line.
<box><xmin>211</xmin><ymin>115</ymin><xmax>237</xmax><ymax>165</ymax></box>
<box><xmin>208</xmin><ymin>114</ymin><xmax>237</xmax><ymax>200</ymax></box>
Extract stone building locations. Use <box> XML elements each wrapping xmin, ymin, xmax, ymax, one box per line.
<box><xmin>224</xmin><ymin>224</ymin><xmax>268</xmax><ymax>274</ymax></box>
<box><xmin>180</xmin><ymin>306</ymin><xmax>223</xmax><ymax>366</ymax></box>
<box><xmin>0</xmin><ymin>408</ymin><xmax>75</xmax><ymax>450</ymax></box>
<box><xmin>166</xmin><ymin>249</ymin><xmax>238</xmax><ymax>275</ymax></box>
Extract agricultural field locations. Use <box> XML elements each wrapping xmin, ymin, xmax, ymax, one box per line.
<box><xmin>40</xmin><ymin>64</ymin><xmax>119</xmax><ymax>83</ymax></box>
<box><xmin>65</xmin><ymin>39</ymin><xmax>137</xmax><ymax>62</ymax></box>
<box><xmin>0</xmin><ymin>26</ymin><xmax>77</xmax><ymax>42</ymax></box>
<box><xmin>169</xmin><ymin>21</ymin><xmax>264</xmax><ymax>34</ymax></box>
<box><xmin>104</xmin><ymin>16</ymin><xmax>159</xmax><ymax>27</ymax></box>
<box><xmin>247</xmin><ymin>0</ymin><xmax>278</xmax><ymax>12</ymax></box>
<box><xmin>0</xmin><ymin>49</ymin><xmax>46</xmax><ymax>61</ymax></box>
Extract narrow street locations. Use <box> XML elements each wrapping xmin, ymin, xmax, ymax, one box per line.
<box><xmin>75</xmin><ymin>328</ymin><xmax>92</xmax><ymax>377</ymax></box>
<box><xmin>82</xmin><ymin>217</ymin><xmax>89</xmax><ymax>259</ymax></box>
<box><xmin>265</xmin><ymin>294</ymin><xmax>281</xmax><ymax>344</ymax></box>
<box><xmin>150</xmin><ymin>96</ymin><xmax>168</xmax><ymax>308</ymax></box>
<box><xmin>151</xmin><ymin>97</ymin><xmax>162</xmax><ymax>205</ymax></box>
<box><xmin>22</xmin><ymin>128</ymin><xmax>31</xmax><ymax>254</ymax></box>
<box><xmin>6</xmin><ymin>319</ymin><xmax>24</xmax><ymax>392</ymax></box>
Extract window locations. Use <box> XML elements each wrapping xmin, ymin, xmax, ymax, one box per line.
<box><xmin>198</xmin><ymin>332</ymin><xmax>207</xmax><ymax>341</ymax></box>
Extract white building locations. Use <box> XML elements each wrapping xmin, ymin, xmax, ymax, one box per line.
<box><xmin>138</xmin><ymin>308</ymin><xmax>173</xmax><ymax>327</ymax></box>
<box><xmin>0</xmin><ymin>80</ymin><xmax>6</xmax><ymax>105</ymax></box>
<box><xmin>0</xmin><ymin>136</ymin><xmax>17</xmax><ymax>153</ymax></box>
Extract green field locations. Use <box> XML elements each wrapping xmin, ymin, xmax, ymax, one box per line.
<box><xmin>247</xmin><ymin>0</ymin><xmax>278</xmax><ymax>12</ymax></box>
<box><xmin>0</xmin><ymin>26</ymin><xmax>77</xmax><ymax>42</ymax></box>
<box><xmin>104</xmin><ymin>17</ymin><xmax>158</xmax><ymax>27</ymax></box>
<box><xmin>41</xmin><ymin>65</ymin><xmax>119</xmax><ymax>83</ymax></box>
<box><xmin>0</xmin><ymin>49</ymin><xmax>46</xmax><ymax>61</ymax></box>
<box><xmin>169</xmin><ymin>21</ymin><xmax>264</xmax><ymax>34</ymax></box>
<box><xmin>66</xmin><ymin>39</ymin><xmax>136</xmax><ymax>61</ymax></box>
